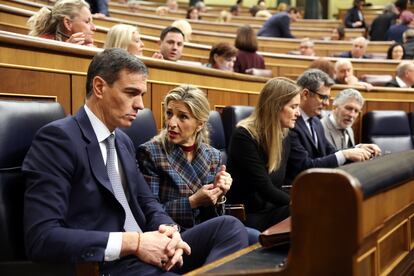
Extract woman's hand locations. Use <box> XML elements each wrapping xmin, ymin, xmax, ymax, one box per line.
<box><xmin>214</xmin><ymin>165</ymin><xmax>233</xmax><ymax>194</ymax></box>
<box><xmin>189</xmin><ymin>184</ymin><xmax>222</xmax><ymax>208</ymax></box>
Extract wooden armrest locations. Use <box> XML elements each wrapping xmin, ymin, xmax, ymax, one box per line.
<box><xmin>224</xmin><ymin>204</ymin><xmax>246</xmax><ymax>221</ymax></box>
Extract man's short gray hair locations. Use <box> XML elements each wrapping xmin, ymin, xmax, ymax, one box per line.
<box><xmin>396</xmin><ymin>61</ymin><xmax>414</xmax><ymax>78</ymax></box>
<box><xmin>297</xmin><ymin>69</ymin><xmax>334</xmax><ymax>92</ymax></box>
<box><xmin>332</xmin><ymin>88</ymin><xmax>364</xmax><ymax>107</ymax></box>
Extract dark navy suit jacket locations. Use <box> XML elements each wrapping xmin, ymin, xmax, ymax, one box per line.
<box><xmin>23</xmin><ymin>107</ymin><xmax>174</xmax><ymax>263</ymax></box>
<box><xmin>285</xmin><ymin>116</ymin><xmax>338</xmax><ymax>185</ymax></box>
<box><xmin>257</xmin><ymin>12</ymin><xmax>294</xmax><ymax>38</ymax></box>
<box><xmin>344</xmin><ymin>7</ymin><xmax>366</xmax><ymax>28</ymax></box>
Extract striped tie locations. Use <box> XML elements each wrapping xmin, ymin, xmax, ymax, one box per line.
<box><xmin>105</xmin><ymin>134</ymin><xmax>142</xmax><ymax>232</ymax></box>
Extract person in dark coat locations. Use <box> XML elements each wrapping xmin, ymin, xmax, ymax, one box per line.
<box><xmin>344</xmin><ymin>0</ymin><xmax>366</xmax><ymax>28</ymax></box>
<box><xmin>257</xmin><ymin>7</ymin><xmax>301</xmax><ymax>38</ymax></box>
<box><xmin>369</xmin><ymin>4</ymin><xmax>399</xmax><ymax>41</ymax></box>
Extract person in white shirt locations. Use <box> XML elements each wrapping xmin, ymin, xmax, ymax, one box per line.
<box><xmin>385</xmin><ymin>61</ymin><xmax>414</xmax><ymax>88</ymax></box>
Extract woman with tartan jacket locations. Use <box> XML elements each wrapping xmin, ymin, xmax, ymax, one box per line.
<box><xmin>137</xmin><ymin>85</ymin><xmax>232</xmax><ymax>230</ymax></box>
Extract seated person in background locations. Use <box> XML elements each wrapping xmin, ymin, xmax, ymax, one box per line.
<box><xmin>186</xmin><ymin>6</ymin><xmax>199</xmax><ymax>20</ymax></box>
<box><xmin>255</xmin><ymin>9</ymin><xmax>272</xmax><ymax>19</ymax></box>
<box><xmin>137</xmin><ymin>85</ymin><xmax>260</xmax><ymax>243</ymax></box>
<box><xmin>166</xmin><ymin>0</ymin><xmax>178</xmax><ymax>11</ymax></box>
<box><xmin>386</xmin><ymin>43</ymin><xmax>405</xmax><ymax>60</ymax></box>
<box><xmin>171</xmin><ymin>20</ymin><xmax>193</xmax><ymax>42</ymax></box>
<box><xmin>334</xmin><ymin>59</ymin><xmax>373</xmax><ymax>90</ymax></box>
<box><xmin>27</xmin><ymin>0</ymin><xmax>96</xmax><ymax>47</ymax></box>
<box><xmin>153</xmin><ymin>26</ymin><xmax>184</xmax><ymax>61</ymax></box>
<box><xmin>338</xmin><ymin>36</ymin><xmax>371</xmax><ymax>59</ymax></box>
<box><xmin>85</xmin><ymin>0</ymin><xmax>109</xmax><ymax>17</ymax></box>
<box><xmin>299</xmin><ymin>38</ymin><xmax>315</xmax><ymax>56</ymax></box>
<box><xmin>385</xmin><ymin>61</ymin><xmax>414</xmax><ymax>88</ymax></box>
<box><xmin>402</xmin><ymin>29</ymin><xmax>414</xmax><ymax>59</ymax></box>
<box><xmin>227</xmin><ymin>77</ymin><xmax>301</xmax><ymax>232</ymax></box>
<box><xmin>331</xmin><ymin>26</ymin><xmax>345</xmax><ymax>40</ymax></box>
<box><xmin>217</xmin><ymin>10</ymin><xmax>232</xmax><ymax>23</ymax></box>
<box><xmin>127</xmin><ymin>0</ymin><xmax>141</xmax><ymax>12</ymax></box>
<box><xmin>308</xmin><ymin>58</ymin><xmax>335</xmax><ymax>79</ymax></box>
<box><xmin>285</xmin><ymin>69</ymin><xmax>375</xmax><ymax>185</ymax></box>
<box><xmin>257</xmin><ymin>7</ymin><xmax>301</xmax><ymax>38</ymax></box>
<box><xmin>276</xmin><ymin>2</ymin><xmax>288</xmax><ymax>12</ymax></box>
<box><xmin>369</xmin><ymin>4</ymin><xmax>399</xmax><ymax>41</ymax></box>
<box><xmin>206</xmin><ymin>42</ymin><xmax>237</xmax><ymax>71</ymax></box>
<box><xmin>23</xmin><ymin>48</ymin><xmax>249</xmax><ymax>275</ymax></box>
<box><xmin>104</xmin><ymin>24</ymin><xmax>144</xmax><ymax>57</ymax></box>
<box><xmin>155</xmin><ymin>6</ymin><xmax>170</xmax><ymax>16</ymax></box>
<box><xmin>249</xmin><ymin>5</ymin><xmax>259</xmax><ymax>17</ymax></box>
<box><xmin>321</xmin><ymin>88</ymin><xmax>381</xmax><ymax>152</ymax></box>
<box><xmin>195</xmin><ymin>1</ymin><xmax>207</xmax><ymax>15</ymax></box>
<box><xmin>386</xmin><ymin>10</ymin><xmax>414</xmax><ymax>43</ymax></box>
<box><xmin>344</xmin><ymin>0</ymin><xmax>366</xmax><ymax>28</ymax></box>
<box><xmin>234</xmin><ymin>25</ymin><xmax>265</xmax><ymax>73</ymax></box>
<box><xmin>229</xmin><ymin>5</ymin><xmax>240</xmax><ymax>16</ymax></box>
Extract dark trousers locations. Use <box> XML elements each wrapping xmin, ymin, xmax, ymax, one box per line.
<box><xmin>100</xmin><ymin>216</ymin><xmax>248</xmax><ymax>275</ymax></box>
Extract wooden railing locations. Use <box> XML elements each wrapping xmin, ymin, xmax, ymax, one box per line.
<box><xmin>187</xmin><ymin>151</ymin><xmax>414</xmax><ymax>275</ymax></box>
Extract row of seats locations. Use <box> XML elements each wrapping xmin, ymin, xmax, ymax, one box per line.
<box><xmin>362</xmin><ymin>110</ymin><xmax>414</xmax><ymax>153</ymax></box>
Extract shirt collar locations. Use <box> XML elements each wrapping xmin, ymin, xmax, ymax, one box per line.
<box><xmin>396</xmin><ymin>76</ymin><xmax>409</xmax><ymax>88</ymax></box>
<box><xmin>328</xmin><ymin>113</ymin><xmax>342</xmax><ymax>130</ymax></box>
<box><xmin>84</xmin><ymin>104</ymin><xmax>113</xmax><ymax>143</ymax></box>
<box><xmin>300</xmin><ymin>108</ymin><xmax>311</xmax><ymax>122</ymax></box>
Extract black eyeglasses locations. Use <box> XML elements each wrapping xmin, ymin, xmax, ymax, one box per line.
<box><xmin>308</xmin><ymin>89</ymin><xmax>330</xmax><ymax>102</ymax></box>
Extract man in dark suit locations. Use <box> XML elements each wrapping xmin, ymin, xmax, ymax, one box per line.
<box><xmin>23</xmin><ymin>49</ymin><xmax>248</xmax><ymax>275</ymax></box>
<box><xmin>257</xmin><ymin>7</ymin><xmax>301</xmax><ymax>38</ymax></box>
<box><xmin>338</xmin><ymin>37</ymin><xmax>371</xmax><ymax>59</ymax></box>
<box><xmin>285</xmin><ymin>69</ymin><xmax>373</xmax><ymax>185</ymax></box>
<box><xmin>385</xmin><ymin>61</ymin><xmax>414</xmax><ymax>88</ymax></box>
<box><xmin>369</xmin><ymin>4</ymin><xmax>398</xmax><ymax>41</ymax></box>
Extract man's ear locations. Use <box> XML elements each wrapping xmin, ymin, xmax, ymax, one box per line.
<box><xmin>92</xmin><ymin>76</ymin><xmax>106</xmax><ymax>99</ymax></box>
<box><xmin>62</xmin><ymin>16</ymin><xmax>72</xmax><ymax>32</ymax></box>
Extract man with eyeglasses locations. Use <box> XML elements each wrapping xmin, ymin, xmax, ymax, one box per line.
<box><xmin>285</xmin><ymin>69</ymin><xmax>375</xmax><ymax>185</ymax></box>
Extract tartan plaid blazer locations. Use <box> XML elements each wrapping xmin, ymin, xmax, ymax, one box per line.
<box><xmin>137</xmin><ymin>140</ymin><xmax>222</xmax><ymax>229</ymax></box>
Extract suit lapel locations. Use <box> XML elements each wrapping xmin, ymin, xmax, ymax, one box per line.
<box><xmin>75</xmin><ymin>107</ymin><xmax>114</xmax><ymax>195</ymax></box>
<box><xmin>325</xmin><ymin>118</ymin><xmax>342</xmax><ymax>149</ymax></box>
<box><xmin>298</xmin><ymin>116</ymin><xmax>318</xmax><ymax>150</ymax></box>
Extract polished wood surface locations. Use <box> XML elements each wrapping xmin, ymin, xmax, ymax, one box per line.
<box><xmin>188</xmin><ymin>154</ymin><xmax>414</xmax><ymax>275</ymax></box>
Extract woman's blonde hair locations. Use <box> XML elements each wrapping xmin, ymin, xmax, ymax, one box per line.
<box><xmin>27</xmin><ymin>0</ymin><xmax>89</xmax><ymax>39</ymax></box>
<box><xmin>105</xmin><ymin>24</ymin><xmax>139</xmax><ymax>51</ymax></box>
<box><xmin>171</xmin><ymin>19</ymin><xmax>192</xmax><ymax>42</ymax></box>
<box><xmin>238</xmin><ymin>77</ymin><xmax>300</xmax><ymax>172</ymax></box>
<box><xmin>153</xmin><ymin>85</ymin><xmax>210</xmax><ymax>153</ymax></box>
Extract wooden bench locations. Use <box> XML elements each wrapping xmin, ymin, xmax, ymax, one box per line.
<box><xmin>187</xmin><ymin>150</ymin><xmax>414</xmax><ymax>275</ymax></box>
<box><xmin>1</xmin><ymin>30</ymin><xmax>414</xmax><ymax>143</ymax></box>
<box><xmin>0</xmin><ymin>0</ymin><xmax>393</xmax><ymax>58</ymax></box>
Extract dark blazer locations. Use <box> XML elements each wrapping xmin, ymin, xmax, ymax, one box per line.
<box><xmin>286</xmin><ymin>116</ymin><xmax>338</xmax><ymax>185</ymax></box>
<box><xmin>344</xmin><ymin>7</ymin><xmax>366</xmax><ymax>28</ymax></box>
<box><xmin>257</xmin><ymin>12</ymin><xmax>294</xmax><ymax>38</ymax></box>
<box><xmin>338</xmin><ymin>51</ymin><xmax>371</xmax><ymax>59</ymax></box>
<box><xmin>23</xmin><ymin>107</ymin><xmax>174</xmax><ymax>263</ymax></box>
<box><xmin>385</xmin><ymin>78</ymin><xmax>400</xmax><ymax>87</ymax></box>
<box><xmin>227</xmin><ymin>127</ymin><xmax>290</xmax><ymax>231</ymax></box>
<box><xmin>369</xmin><ymin>13</ymin><xmax>397</xmax><ymax>41</ymax></box>
<box><xmin>137</xmin><ymin>140</ymin><xmax>222</xmax><ymax>229</ymax></box>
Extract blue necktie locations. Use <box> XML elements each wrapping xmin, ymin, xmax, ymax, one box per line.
<box><xmin>105</xmin><ymin>134</ymin><xmax>141</xmax><ymax>232</ymax></box>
